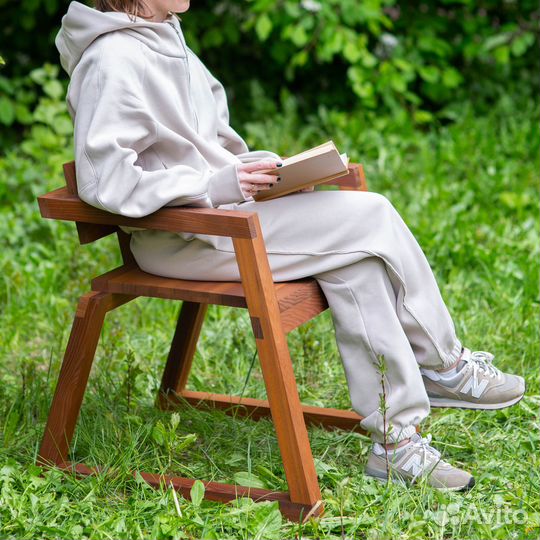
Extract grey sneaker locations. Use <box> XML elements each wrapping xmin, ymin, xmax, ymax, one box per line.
<box><xmin>421</xmin><ymin>347</ymin><xmax>525</xmax><ymax>410</ymax></box>
<box><xmin>365</xmin><ymin>433</ymin><xmax>475</xmax><ymax>491</ymax></box>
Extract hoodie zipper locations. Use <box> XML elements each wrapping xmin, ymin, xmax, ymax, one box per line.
<box><xmin>166</xmin><ymin>21</ymin><xmax>199</xmax><ymax>133</ymax></box>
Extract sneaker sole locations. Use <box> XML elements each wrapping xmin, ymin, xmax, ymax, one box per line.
<box><xmin>366</xmin><ymin>470</ymin><xmax>475</xmax><ymax>492</ymax></box>
<box><xmin>428</xmin><ymin>392</ymin><xmax>524</xmax><ymax>410</ymax></box>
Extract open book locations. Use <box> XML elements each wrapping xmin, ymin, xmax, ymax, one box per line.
<box><xmin>252</xmin><ymin>140</ymin><xmax>350</xmax><ymax>202</ymax></box>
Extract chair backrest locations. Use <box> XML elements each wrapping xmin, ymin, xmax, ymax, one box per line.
<box><xmin>63</xmin><ymin>161</ymin><xmax>119</xmax><ymax>245</ymax></box>
<box><xmin>63</xmin><ymin>162</ymin><xmax>135</xmax><ymax>264</ymax></box>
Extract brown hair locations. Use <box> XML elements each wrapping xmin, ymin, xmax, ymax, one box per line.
<box><xmin>93</xmin><ymin>1</ymin><xmax>154</xmax><ymax>21</ymax></box>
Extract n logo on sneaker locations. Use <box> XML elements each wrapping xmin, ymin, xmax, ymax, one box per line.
<box><xmin>460</xmin><ymin>376</ymin><xmax>489</xmax><ymax>398</ymax></box>
<box><xmin>401</xmin><ymin>454</ymin><xmax>424</xmax><ymax>477</ymax></box>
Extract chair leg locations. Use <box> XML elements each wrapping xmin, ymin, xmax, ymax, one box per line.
<box><xmin>233</xmin><ymin>226</ymin><xmax>322</xmax><ymax>508</ymax></box>
<box><xmin>158</xmin><ymin>301</ymin><xmax>208</xmax><ymax>402</ymax></box>
<box><xmin>38</xmin><ymin>291</ymin><xmax>134</xmax><ymax>466</ymax></box>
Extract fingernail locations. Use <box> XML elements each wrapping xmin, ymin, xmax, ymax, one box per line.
<box><xmin>276</xmin><ymin>163</ymin><xmax>283</xmax><ymax>167</ymax></box>
<box><xmin>277</xmin><ymin>176</ymin><xmax>281</xmax><ymax>181</ymax></box>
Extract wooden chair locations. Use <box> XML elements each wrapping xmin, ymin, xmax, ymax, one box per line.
<box><xmin>36</xmin><ymin>160</ymin><xmax>369</xmax><ymax>523</ymax></box>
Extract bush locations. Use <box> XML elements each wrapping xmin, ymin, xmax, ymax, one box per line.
<box><xmin>0</xmin><ymin>0</ymin><xmax>538</xmax><ymax>129</ymax></box>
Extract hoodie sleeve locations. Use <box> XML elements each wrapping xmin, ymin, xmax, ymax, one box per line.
<box><xmin>73</xmin><ymin>45</ymin><xmax>245</xmax><ymax>218</ymax></box>
<box><xmin>200</xmin><ymin>62</ymin><xmax>282</xmax><ymax>163</ymax></box>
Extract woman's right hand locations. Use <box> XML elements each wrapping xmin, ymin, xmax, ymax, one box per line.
<box><xmin>236</xmin><ymin>159</ymin><xmax>282</xmax><ymax>199</ymax></box>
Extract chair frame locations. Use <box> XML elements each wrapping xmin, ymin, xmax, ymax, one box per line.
<box><xmin>36</xmin><ymin>160</ymin><xmax>368</xmax><ymax>523</ymax></box>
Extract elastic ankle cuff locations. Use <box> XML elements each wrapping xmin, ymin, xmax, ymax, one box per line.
<box><xmin>370</xmin><ymin>424</ymin><xmax>417</xmax><ymax>444</ymax></box>
<box><xmin>439</xmin><ymin>339</ymin><xmax>463</xmax><ymax>369</ymax></box>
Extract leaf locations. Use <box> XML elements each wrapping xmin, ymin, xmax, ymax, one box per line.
<box><xmin>494</xmin><ymin>45</ymin><xmax>510</xmax><ymax>64</ymax></box>
<box><xmin>343</xmin><ymin>41</ymin><xmax>362</xmax><ymax>63</ymax></box>
<box><xmin>0</xmin><ymin>96</ymin><xmax>15</xmax><ymax>125</ymax></box>
<box><xmin>174</xmin><ymin>433</ymin><xmax>197</xmax><ymax>453</ymax></box>
<box><xmin>499</xmin><ymin>191</ymin><xmax>531</xmax><ymax>210</ymax></box>
<box><xmin>151</xmin><ymin>420</ymin><xmax>166</xmax><ymax>446</ymax></box>
<box><xmin>53</xmin><ymin>116</ymin><xmax>74</xmax><ymax>136</ymax></box>
<box><xmin>233</xmin><ymin>471</ymin><xmax>268</xmax><ymax>488</ymax></box>
<box><xmin>418</xmin><ymin>65</ymin><xmax>440</xmax><ymax>83</ymax></box>
<box><xmin>483</xmin><ymin>32</ymin><xmax>513</xmax><ymax>52</ymax></box>
<box><xmin>414</xmin><ymin>110</ymin><xmax>434</xmax><ymax>124</ymax></box>
<box><xmin>43</xmin><ymin>80</ymin><xmax>64</xmax><ymax>100</ymax></box>
<box><xmin>290</xmin><ymin>24</ymin><xmax>309</xmax><ymax>47</ymax></box>
<box><xmin>511</xmin><ymin>32</ymin><xmax>535</xmax><ymax>57</ymax></box>
<box><xmin>255</xmin><ymin>14</ymin><xmax>272</xmax><ymax>41</ymax></box>
<box><xmin>442</xmin><ymin>67</ymin><xmax>463</xmax><ymax>89</ymax></box>
<box><xmin>251</xmin><ymin>501</ymin><xmax>283</xmax><ymax>540</ymax></box>
<box><xmin>190</xmin><ymin>479</ymin><xmax>205</xmax><ymax>507</ymax></box>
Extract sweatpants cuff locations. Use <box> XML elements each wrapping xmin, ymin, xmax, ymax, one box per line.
<box><xmin>369</xmin><ymin>424</ymin><xmax>418</xmax><ymax>444</ymax></box>
<box><xmin>440</xmin><ymin>339</ymin><xmax>463</xmax><ymax>369</ymax></box>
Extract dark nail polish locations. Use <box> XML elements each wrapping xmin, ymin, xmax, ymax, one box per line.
<box><xmin>277</xmin><ymin>176</ymin><xmax>282</xmax><ymax>181</ymax></box>
<box><xmin>277</xmin><ymin>163</ymin><xmax>283</xmax><ymax>167</ymax></box>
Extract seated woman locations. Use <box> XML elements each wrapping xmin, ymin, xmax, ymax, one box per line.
<box><xmin>55</xmin><ymin>0</ymin><xmax>525</xmax><ymax>490</ymax></box>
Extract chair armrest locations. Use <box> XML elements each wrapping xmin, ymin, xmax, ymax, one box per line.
<box><xmin>37</xmin><ymin>187</ymin><xmax>258</xmax><ymax>239</ymax></box>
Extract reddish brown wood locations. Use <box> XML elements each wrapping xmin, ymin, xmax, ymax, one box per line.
<box><xmin>38</xmin><ymin>292</ymin><xmax>136</xmax><ymax>466</ymax></box>
<box><xmin>63</xmin><ymin>161</ymin><xmax>119</xmax><ymax>245</ymax></box>
<box><xmin>159</xmin><ymin>301</ymin><xmax>208</xmax><ymax>397</ymax></box>
<box><xmin>278</xmin><ymin>282</ymin><xmax>329</xmax><ymax>332</ymax></box>
<box><xmin>233</xmin><ymin>218</ymin><xmax>321</xmax><ymax>506</ymax></box>
<box><xmin>90</xmin><ymin>265</ymin><xmax>328</xmax><ymax>334</ymax></box>
<box><xmin>116</xmin><ymin>229</ymin><xmax>137</xmax><ymax>265</ymax></box>
<box><xmin>38</xmin><ymin>187</ymin><xmax>258</xmax><ymax>239</ymax></box>
<box><xmin>158</xmin><ymin>390</ymin><xmax>367</xmax><ymax>433</ymax></box>
<box><xmin>36</xmin><ymin>158</ymin><xmax>372</xmax><ymax>522</ymax></box>
<box><xmin>56</xmin><ymin>462</ymin><xmax>324</xmax><ymax>523</ymax></box>
<box><xmin>317</xmin><ymin>164</ymin><xmax>365</xmax><ymax>191</ymax></box>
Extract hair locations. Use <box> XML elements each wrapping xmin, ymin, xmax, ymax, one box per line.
<box><xmin>93</xmin><ymin>1</ymin><xmax>154</xmax><ymax>21</ymax></box>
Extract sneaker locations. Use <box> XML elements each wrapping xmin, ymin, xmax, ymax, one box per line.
<box><xmin>421</xmin><ymin>347</ymin><xmax>525</xmax><ymax>410</ymax></box>
<box><xmin>365</xmin><ymin>433</ymin><xmax>475</xmax><ymax>491</ymax></box>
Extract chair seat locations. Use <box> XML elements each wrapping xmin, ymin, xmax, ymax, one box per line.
<box><xmin>91</xmin><ymin>265</ymin><xmax>329</xmax><ymax>333</ymax></box>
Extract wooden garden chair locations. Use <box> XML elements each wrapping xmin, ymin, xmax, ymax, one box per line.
<box><xmin>36</xmin><ymin>159</ymin><xmax>369</xmax><ymax>523</ymax></box>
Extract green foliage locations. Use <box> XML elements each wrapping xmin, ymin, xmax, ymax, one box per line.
<box><xmin>0</xmin><ymin>92</ymin><xmax>538</xmax><ymax>539</ymax></box>
<box><xmin>0</xmin><ymin>62</ymin><xmax>71</xmax><ymax>148</ymax></box>
<box><xmin>0</xmin><ymin>0</ymin><xmax>538</xmax><ymax>131</ymax></box>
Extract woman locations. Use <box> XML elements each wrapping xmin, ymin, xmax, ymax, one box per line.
<box><xmin>56</xmin><ymin>0</ymin><xmax>525</xmax><ymax>490</ymax></box>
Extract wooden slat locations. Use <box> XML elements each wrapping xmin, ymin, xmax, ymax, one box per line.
<box><xmin>55</xmin><ymin>462</ymin><xmax>324</xmax><ymax>523</ymax></box>
<box><xmin>38</xmin><ymin>187</ymin><xmax>258</xmax><ymax>239</ymax></box>
<box><xmin>38</xmin><ymin>292</ymin><xmax>136</xmax><ymax>466</ymax></box>
<box><xmin>318</xmin><ymin>163</ymin><xmax>366</xmax><ymax>191</ymax></box>
<box><xmin>158</xmin><ymin>390</ymin><xmax>366</xmax><ymax>434</ymax></box>
<box><xmin>159</xmin><ymin>302</ymin><xmax>208</xmax><ymax>396</ymax></box>
<box><xmin>91</xmin><ymin>266</ymin><xmax>328</xmax><ymax>315</ymax></box>
<box><xmin>63</xmin><ymin>162</ymin><xmax>119</xmax><ymax>244</ymax></box>
<box><xmin>277</xmin><ymin>281</ymin><xmax>329</xmax><ymax>333</ymax></box>
<box><xmin>233</xmin><ymin>217</ymin><xmax>321</xmax><ymax>506</ymax></box>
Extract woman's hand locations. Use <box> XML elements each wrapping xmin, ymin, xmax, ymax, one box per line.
<box><xmin>237</xmin><ymin>159</ymin><xmax>281</xmax><ymax>198</ymax></box>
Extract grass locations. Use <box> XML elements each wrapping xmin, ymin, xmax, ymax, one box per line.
<box><xmin>0</xmin><ymin>93</ymin><xmax>538</xmax><ymax>539</ymax></box>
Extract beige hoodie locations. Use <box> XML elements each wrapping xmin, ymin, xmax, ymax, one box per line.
<box><xmin>56</xmin><ymin>1</ymin><xmax>280</xmax><ymax>221</ymax></box>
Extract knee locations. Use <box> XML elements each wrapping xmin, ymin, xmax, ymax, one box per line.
<box><xmin>349</xmin><ymin>191</ymin><xmax>396</xmax><ymax>216</ymax></box>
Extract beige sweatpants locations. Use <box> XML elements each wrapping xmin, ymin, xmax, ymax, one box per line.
<box><xmin>130</xmin><ymin>190</ymin><xmax>463</xmax><ymax>442</ymax></box>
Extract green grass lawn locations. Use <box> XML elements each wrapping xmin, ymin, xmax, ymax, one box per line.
<box><xmin>0</xmin><ymin>95</ymin><xmax>538</xmax><ymax>539</ymax></box>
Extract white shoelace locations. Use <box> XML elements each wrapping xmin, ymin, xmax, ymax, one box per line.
<box><xmin>462</xmin><ymin>348</ymin><xmax>501</xmax><ymax>380</ymax></box>
<box><xmin>409</xmin><ymin>434</ymin><xmax>442</xmax><ymax>483</ymax></box>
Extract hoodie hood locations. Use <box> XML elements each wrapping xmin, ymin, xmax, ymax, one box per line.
<box><xmin>56</xmin><ymin>0</ymin><xmax>186</xmax><ymax>76</ymax></box>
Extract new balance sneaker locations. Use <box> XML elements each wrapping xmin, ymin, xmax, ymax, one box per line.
<box><xmin>365</xmin><ymin>433</ymin><xmax>475</xmax><ymax>491</ymax></box>
<box><xmin>421</xmin><ymin>347</ymin><xmax>525</xmax><ymax>410</ymax></box>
